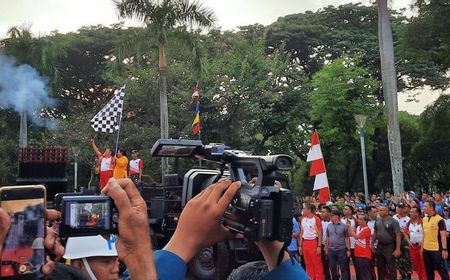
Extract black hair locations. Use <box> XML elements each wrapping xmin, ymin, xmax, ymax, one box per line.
<box><xmin>322</xmin><ymin>206</ymin><xmax>331</xmax><ymax>213</ymax></box>
<box><xmin>227</xmin><ymin>261</ymin><xmax>268</xmax><ymax>280</ymax></box>
<box><xmin>411</xmin><ymin>206</ymin><xmax>422</xmax><ymax>216</ymax></box>
<box><xmin>344</xmin><ymin>204</ymin><xmax>354</xmax><ymax>214</ymax></box>
<box><xmin>305</xmin><ymin>203</ymin><xmax>316</xmax><ymax>213</ymax></box>
<box><xmin>118</xmin><ymin>148</ymin><xmax>127</xmax><ymax>156</ymax></box>
<box><xmin>357</xmin><ymin>213</ymin><xmax>369</xmax><ymax>222</ymax></box>
<box><xmin>426</xmin><ymin>200</ymin><xmax>436</xmax><ymax>210</ymax></box>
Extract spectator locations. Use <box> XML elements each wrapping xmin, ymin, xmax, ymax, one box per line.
<box><xmin>341</xmin><ymin>205</ymin><xmax>357</xmax><ymax>274</ymax></box>
<box><xmin>52</xmin><ymin>235</ymin><xmax>120</xmax><ymax>280</ymax></box>
<box><xmin>325</xmin><ymin>210</ymin><xmax>350</xmax><ymax>280</ymax></box>
<box><xmin>91</xmin><ymin>139</ymin><xmax>114</xmax><ymax>190</ymax></box>
<box><xmin>372</xmin><ymin>204</ymin><xmax>401</xmax><ymax>280</ymax></box>
<box><xmin>287</xmin><ymin>212</ymin><xmax>301</xmax><ymax>263</ymax></box>
<box><xmin>128</xmin><ymin>149</ymin><xmax>143</xmax><ymax>182</ymax></box>
<box><xmin>299</xmin><ymin>204</ymin><xmax>324</xmax><ymax>280</ymax></box>
<box><xmin>347</xmin><ymin>213</ymin><xmax>372</xmax><ymax>279</ymax></box>
<box><xmin>404</xmin><ymin>206</ymin><xmax>426</xmax><ymax>280</ymax></box>
<box><xmin>366</xmin><ymin>206</ymin><xmax>378</xmax><ymax>280</ymax></box>
<box><xmin>393</xmin><ymin>203</ymin><xmax>413</xmax><ymax>280</ymax></box>
<box><xmin>320</xmin><ymin>206</ymin><xmax>332</xmax><ymax>280</ymax></box>
<box><xmin>422</xmin><ymin>201</ymin><xmax>449</xmax><ymax>280</ymax></box>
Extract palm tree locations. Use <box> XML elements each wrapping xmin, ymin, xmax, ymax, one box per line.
<box><xmin>376</xmin><ymin>0</ymin><xmax>404</xmax><ymax>195</ymax></box>
<box><xmin>115</xmin><ymin>0</ymin><xmax>215</xmax><ymax>177</ymax></box>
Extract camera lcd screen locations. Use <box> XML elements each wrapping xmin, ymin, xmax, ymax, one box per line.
<box><xmin>64</xmin><ymin>200</ymin><xmax>111</xmax><ymax>230</ymax></box>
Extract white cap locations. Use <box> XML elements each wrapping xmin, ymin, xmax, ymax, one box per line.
<box><xmin>63</xmin><ymin>235</ymin><xmax>117</xmax><ymax>259</ymax></box>
<box><xmin>32</xmin><ymin>237</ymin><xmax>44</xmax><ymax>249</ymax></box>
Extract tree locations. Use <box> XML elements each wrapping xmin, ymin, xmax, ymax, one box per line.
<box><xmin>114</xmin><ymin>0</ymin><xmax>215</xmax><ymax>177</ymax></box>
<box><xmin>377</xmin><ymin>0</ymin><xmax>404</xmax><ymax>195</ymax></box>
<box><xmin>309</xmin><ymin>56</ymin><xmax>380</xmax><ymax>193</ymax></box>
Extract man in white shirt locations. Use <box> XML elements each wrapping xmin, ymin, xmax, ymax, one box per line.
<box><xmin>404</xmin><ymin>206</ymin><xmax>426</xmax><ymax>280</ymax></box>
<box><xmin>320</xmin><ymin>206</ymin><xmax>332</xmax><ymax>280</ymax></box>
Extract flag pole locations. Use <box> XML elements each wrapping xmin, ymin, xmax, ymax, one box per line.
<box><xmin>114</xmin><ymin>84</ymin><xmax>126</xmax><ymax>155</ymax></box>
<box><xmin>114</xmin><ymin>113</ymin><xmax>123</xmax><ymax>156</ymax></box>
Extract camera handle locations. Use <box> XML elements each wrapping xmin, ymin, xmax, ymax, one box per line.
<box><xmin>212</xmin><ymin>162</ymin><xmax>227</xmax><ymax>184</ymax></box>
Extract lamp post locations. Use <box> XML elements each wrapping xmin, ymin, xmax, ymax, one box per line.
<box><xmin>72</xmin><ymin>146</ymin><xmax>81</xmax><ymax>192</ymax></box>
<box><xmin>354</xmin><ymin>114</ymin><xmax>369</xmax><ymax>200</ymax></box>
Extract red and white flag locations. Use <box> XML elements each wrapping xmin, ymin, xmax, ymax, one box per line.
<box><xmin>307</xmin><ymin>130</ymin><xmax>331</xmax><ymax>203</ymax></box>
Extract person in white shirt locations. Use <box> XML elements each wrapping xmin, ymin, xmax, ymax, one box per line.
<box><xmin>128</xmin><ymin>149</ymin><xmax>143</xmax><ymax>182</ymax></box>
<box><xmin>320</xmin><ymin>206</ymin><xmax>332</xmax><ymax>280</ymax></box>
<box><xmin>403</xmin><ymin>206</ymin><xmax>426</xmax><ymax>280</ymax></box>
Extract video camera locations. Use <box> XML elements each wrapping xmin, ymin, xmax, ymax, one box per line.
<box><xmin>151</xmin><ymin>139</ymin><xmax>294</xmax><ymax>242</ymax></box>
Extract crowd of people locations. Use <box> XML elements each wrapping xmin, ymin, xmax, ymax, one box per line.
<box><xmin>295</xmin><ymin>191</ymin><xmax>450</xmax><ymax>280</ymax></box>
<box><xmin>91</xmin><ymin>139</ymin><xmax>144</xmax><ymax>189</ymax></box>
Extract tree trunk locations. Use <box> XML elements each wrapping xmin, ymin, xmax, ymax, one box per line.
<box><xmin>377</xmin><ymin>0</ymin><xmax>404</xmax><ymax>195</ymax></box>
<box><xmin>159</xmin><ymin>44</ymin><xmax>169</xmax><ymax>181</ymax></box>
<box><xmin>19</xmin><ymin>111</ymin><xmax>27</xmax><ymax>148</ymax></box>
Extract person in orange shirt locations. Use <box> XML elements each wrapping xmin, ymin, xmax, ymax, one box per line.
<box><xmin>113</xmin><ymin>149</ymin><xmax>128</xmax><ymax>179</ymax></box>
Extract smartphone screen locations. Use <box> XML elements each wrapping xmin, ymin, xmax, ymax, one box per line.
<box><xmin>0</xmin><ymin>186</ymin><xmax>46</xmax><ymax>279</ymax></box>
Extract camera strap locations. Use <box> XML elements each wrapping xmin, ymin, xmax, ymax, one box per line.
<box><xmin>277</xmin><ymin>242</ymin><xmax>295</xmax><ymax>266</ymax></box>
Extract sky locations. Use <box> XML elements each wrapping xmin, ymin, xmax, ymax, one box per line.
<box><xmin>0</xmin><ymin>0</ymin><xmax>442</xmax><ymax>114</ymax></box>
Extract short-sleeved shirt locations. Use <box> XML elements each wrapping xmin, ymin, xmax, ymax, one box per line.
<box><xmin>300</xmin><ymin>215</ymin><xmax>322</xmax><ymax>240</ymax></box>
<box><xmin>113</xmin><ymin>156</ymin><xmax>129</xmax><ymax>179</ymax></box>
<box><xmin>322</xmin><ymin>220</ymin><xmax>332</xmax><ymax>245</ymax></box>
<box><xmin>326</xmin><ymin>222</ymin><xmax>348</xmax><ymax>251</ymax></box>
<box><xmin>374</xmin><ymin>217</ymin><xmax>400</xmax><ymax>245</ymax></box>
<box><xmin>341</xmin><ymin>217</ymin><xmax>356</xmax><ymax>249</ymax></box>
<box><xmin>423</xmin><ymin>214</ymin><xmax>446</xmax><ymax>251</ymax></box>
<box><xmin>405</xmin><ymin>219</ymin><xmax>423</xmax><ymax>245</ymax></box>
<box><xmin>393</xmin><ymin>214</ymin><xmax>411</xmax><ymax>233</ymax></box>
<box><xmin>288</xmin><ymin>218</ymin><xmax>300</xmax><ymax>251</ymax></box>
<box><xmin>354</xmin><ymin>226</ymin><xmax>372</xmax><ymax>259</ymax></box>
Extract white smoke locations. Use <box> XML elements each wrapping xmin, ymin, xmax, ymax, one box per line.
<box><xmin>0</xmin><ymin>55</ymin><xmax>58</xmax><ymax>128</ymax></box>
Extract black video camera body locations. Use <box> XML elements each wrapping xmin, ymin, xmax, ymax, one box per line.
<box><xmin>151</xmin><ymin>139</ymin><xmax>294</xmax><ymax>243</ymax></box>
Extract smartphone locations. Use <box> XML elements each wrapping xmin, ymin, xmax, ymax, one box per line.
<box><xmin>0</xmin><ymin>185</ymin><xmax>46</xmax><ymax>279</ymax></box>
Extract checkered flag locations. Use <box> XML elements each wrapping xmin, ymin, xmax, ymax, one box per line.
<box><xmin>90</xmin><ymin>86</ymin><xmax>126</xmax><ymax>133</ymax></box>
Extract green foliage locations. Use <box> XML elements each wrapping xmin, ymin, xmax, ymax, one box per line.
<box><xmin>309</xmin><ymin>57</ymin><xmax>381</xmax><ymax>193</ymax></box>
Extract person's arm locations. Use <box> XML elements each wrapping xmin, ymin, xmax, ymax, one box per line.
<box><xmin>90</xmin><ymin>139</ymin><xmax>102</xmax><ymax>158</ymax></box>
<box><xmin>393</xmin><ymin>228</ymin><xmax>402</xmax><ymax>257</ymax></box>
<box><xmin>325</xmin><ymin>228</ymin><xmax>329</xmax><ymax>255</ymax></box>
<box><xmin>316</xmin><ymin>221</ymin><xmax>323</xmax><ymax>256</ymax></box>
<box><xmin>371</xmin><ymin>227</ymin><xmax>377</xmax><ymax>253</ymax></box>
<box><xmin>139</xmin><ymin>160</ymin><xmax>143</xmax><ymax>180</ymax></box>
<box><xmin>103</xmin><ymin>179</ymin><xmax>157</xmax><ymax>280</ymax></box>
<box><xmin>298</xmin><ymin>218</ymin><xmax>303</xmax><ymax>255</ymax></box>
<box><xmin>439</xmin><ymin>219</ymin><xmax>448</xmax><ymax>259</ymax></box>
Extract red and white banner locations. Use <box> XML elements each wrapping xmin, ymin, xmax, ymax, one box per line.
<box><xmin>307</xmin><ymin>130</ymin><xmax>331</xmax><ymax>203</ymax></box>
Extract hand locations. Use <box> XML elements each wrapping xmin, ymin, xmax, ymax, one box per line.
<box><xmin>324</xmin><ymin>249</ymin><xmax>328</xmax><ymax>256</ymax></box>
<box><xmin>346</xmin><ymin>250</ymin><xmax>351</xmax><ymax>258</ymax></box>
<box><xmin>43</xmin><ymin>210</ymin><xmax>64</xmax><ymax>275</ymax></box>
<box><xmin>103</xmin><ymin>178</ymin><xmax>156</xmax><ymax>280</ymax></box>
<box><xmin>393</xmin><ymin>249</ymin><xmax>401</xmax><ymax>257</ymax></box>
<box><xmin>316</xmin><ymin>246</ymin><xmax>321</xmax><ymax>256</ymax></box>
<box><xmin>164</xmin><ymin>180</ymin><xmax>241</xmax><ymax>262</ymax></box>
<box><xmin>371</xmin><ymin>245</ymin><xmax>376</xmax><ymax>253</ymax></box>
<box><xmin>443</xmin><ymin>250</ymin><xmax>448</xmax><ymax>260</ymax></box>
<box><xmin>298</xmin><ymin>246</ymin><xmax>303</xmax><ymax>255</ymax></box>
<box><xmin>0</xmin><ymin>208</ymin><xmax>11</xmax><ymax>253</ymax></box>
<box><xmin>420</xmin><ymin>246</ymin><xmax>423</xmax><ymax>256</ymax></box>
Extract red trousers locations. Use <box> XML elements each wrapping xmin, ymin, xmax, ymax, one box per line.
<box><xmin>303</xmin><ymin>239</ymin><xmax>324</xmax><ymax>280</ymax></box>
<box><xmin>100</xmin><ymin>170</ymin><xmax>114</xmax><ymax>190</ymax></box>
<box><xmin>410</xmin><ymin>245</ymin><xmax>426</xmax><ymax>280</ymax></box>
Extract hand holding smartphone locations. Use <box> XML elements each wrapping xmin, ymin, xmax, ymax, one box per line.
<box><xmin>0</xmin><ymin>185</ymin><xmax>46</xmax><ymax>279</ymax></box>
